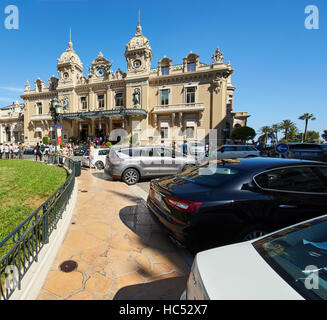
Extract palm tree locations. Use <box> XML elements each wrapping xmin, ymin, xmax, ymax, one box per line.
<box><xmin>299</xmin><ymin>113</ymin><xmax>316</xmax><ymax>142</ymax></box>
<box><xmin>260</xmin><ymin>126</ymin><xmax>271</xmax><ymax>146</ymax></box>
<box><xmin>271</xmin><ymin>124</ymin><xmax>280</xmax><ymax>144</ymax></box>
<box><xmin>279</xmin><ymin>120</ymin><xmax>297</xmax><ymax>141</ymax></box>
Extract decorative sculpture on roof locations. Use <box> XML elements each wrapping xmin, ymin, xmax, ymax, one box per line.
<box><xmin>212</xmin><ymin>48</ymin><xmax>224</xmax><ymax>63</ymax></box>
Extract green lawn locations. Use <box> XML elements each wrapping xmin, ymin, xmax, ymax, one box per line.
<box><xmin>0</xmin><ymin>160</ymin><xmax>67</xmax><ymax>242</ymax></box>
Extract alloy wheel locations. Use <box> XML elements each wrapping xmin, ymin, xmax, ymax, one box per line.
<box><xmin>124</xmin><ymin>169</ymin><xmax>139</xmax><ymax>185</ymax></box>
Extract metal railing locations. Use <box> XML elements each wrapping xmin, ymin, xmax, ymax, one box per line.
<box><xmin>0</xmin><ymin>157</ymin><xmax>81</xmax><ymax>300</ymax></box>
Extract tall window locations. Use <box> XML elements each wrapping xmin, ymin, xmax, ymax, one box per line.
<box><xmin>161</xmin><ymin>127</ymin><xmax>168</xmax><ymax>139</ymax></box>
<box><xmin>81</xmin><ymin>97</ymin><xmax>87</xmax><ymax>110</ymax></box>
<box><xmin>186</xmin><ymin>87</ymin><xmax>196</xmax><ymax>103</ymax></box>
<box><xmin>115</xmin><ymin>92</ymin><xmax>124</xmax><ymax>107</ymax></box>
<box><xmin>98</xmin><ymin>94</ymin><xmax>105</xmax><ymax>109</ymax></box>
<box><xmin>161</xmin><ymin>66</ymin><xmax>169</xmax><ymax>76</ymax></box>
<box><xmin>187</xmin><ymin>62</ymin><xmax>195</xmax><ymax>72</ymax></box>
<box><xmin>186</xmin><ymin>126</ymin><xmax>195</xmax><ymax>138</ymax></box>
<box><xmin>160</xmin><ymin>89</ymin><xmax>170</xmax><ymax>105</ymax></box>
<box><xmin>37</xmin><ymin>103</ymin><xmax>42</xmax><ymax>115</ymax></box>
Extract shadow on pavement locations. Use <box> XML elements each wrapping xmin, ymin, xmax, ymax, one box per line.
<box><xmin>113</xmin><ymin>276</ymin><xmax>187</xmax><ymax>300</ymax></box>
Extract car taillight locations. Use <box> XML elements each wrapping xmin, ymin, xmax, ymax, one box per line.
<box><xmin>165</xmin><ymin>196</ymin><xmax>202</xmax><ymax>213</ymax></box>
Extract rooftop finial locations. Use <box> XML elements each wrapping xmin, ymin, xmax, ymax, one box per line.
<box><xmin>68</xmin><ymin>27</ymin><xmax>73</xmax><ymax>50</ymax></box>
<box><xmin>135</xmin><ymin>9</ymin><xmax>142</xmax><ymax>35</ymax></box>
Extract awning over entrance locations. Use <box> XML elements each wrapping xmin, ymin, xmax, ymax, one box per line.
<box><xmin>60</xmin><ymin>108</ymin><xmax>147</xmax><ymax>121</ymax></box>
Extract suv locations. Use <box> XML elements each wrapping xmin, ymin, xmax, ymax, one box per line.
<box><xmin>283</xmin><ymin>143</ymin><xmax>327</xmax><ymax>162</ymax></box>
<box><xmin>216</xmin><ymin>145</ymin><xmax>260</xmax><ymax>159</ymax></box>
<box><xmin>82</xmin><ymin>148</ymin><xmax>110</xmax><ymax>169</ymax></box>
<box><xmin>105</xmin><ymin>146</ymin><xmax>197</xmax><ymax>185</ymax></box>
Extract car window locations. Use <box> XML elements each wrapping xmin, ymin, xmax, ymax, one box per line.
<box><xmin>140</xmin><ymin>148</ymin><xmax>154</xmax><ymax>157</ymax></box>
<box><xmin>254</xmin><ymin>167</ymin><xmax>327</xmax><ymax>193</ymax></box>
<box><xmin>247</xmin><ymin>146</ymin><xmax>257</xmax><ymax>151</ymax></box>
<box><xmin>98</xmin><ymin>149</ymin><xmax>109</xmax><ymax>156</ymax></box>
<box><xmin>253</xmin><ymin>216</ymin><xmax>327</xmax><ymax>300</ymax></box>
<box><xmin>173</xmin><ymin>164</ymin><xmax>239</xmax><ymax>187</ymax></box>
<box><xmin>223</xmin><ymin>146</ymin><xmax>237</xmax><ymax>152</ymax></box>
<box><xmin>154</xmin><ymin>148</ymin><xmax>172</xmax><ymax>157</ymax></box>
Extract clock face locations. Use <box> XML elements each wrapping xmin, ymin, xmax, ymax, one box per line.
<box><xmin>134</xmin><ymin>60</ymin><xmax>142</xmax><ymax>68</ymax></box>
<box><xmin>96</xmin><ymin>67</ymin><xmax>105</xmax><ymax>77</ymax></box>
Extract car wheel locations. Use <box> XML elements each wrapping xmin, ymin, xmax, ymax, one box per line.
<box><xmin>122</xmin><ymin>168</ymin><xmax>140</xmax><ymax>185</ymax></box>
<box><xmin>236</xmin><ymin>224</ymin><xmax>269</xmax><ymax>242</ymax></box>
<box><xmin>95</xmin><ymin>161</ymin><xmax>104</xmax><ymax>170</ymax></box>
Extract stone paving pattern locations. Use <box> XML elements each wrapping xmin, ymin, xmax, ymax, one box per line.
<box><xmin>37</xmin><ymin>168</ymin><xmax>190</xmax><ymax>300</ymax></box>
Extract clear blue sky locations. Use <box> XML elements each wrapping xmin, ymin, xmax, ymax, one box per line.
<box><xmin>0</xmin><ymin>0</ymin><xmax>326</xmax><ymax>137</ymax></box>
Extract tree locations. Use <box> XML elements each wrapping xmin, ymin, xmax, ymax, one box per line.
<box><xmin>305</xmin><ymin>130</ymin><xmax>320</xmax><ymax>143</ymax></box>
<box><xmin>260</xmin><ymin>126</ymin><xmax>271</xmax><ymax>146</ymax></box>
<box><xmin>279</xmin><ymin>120</ymin><xmax>297</xmax><ymax>141</ymax></box>
<box><xmin>271</xmin><ymin>124</ymin><xmax>280</xmax><ymax>144</ymax></box>
<box><xmin>231</xmin><ymin>126</ymin><xmax>256</xmax><ymax>144</ymax></box>
<box><xmin>42</xmin><ymin>136</ymin><xmax>49</xmax><ymax>145</ymax></box>
<box><xmin>322</xmin><ymin>130</ymin><xmax>327</xmax><ymax>142</ymax></box>
<box><xmin>299</xmin><ymin>113</ymin><xmax>316</xmax><ymax>142</ymax></box>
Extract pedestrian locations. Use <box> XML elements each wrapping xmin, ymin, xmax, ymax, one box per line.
<box><xmin>89</xmin><ymin>141</ymin><xmax>95</xmax><ymax>169</ymax></box>
<box><xmin>35</xmin><ymin>142</ymin><xmax>42</xmax><ymax>161</ymax></box>
<box><xmin>13</xmin><ymin>144</ymin><xmax>19</xmax><ymax>159</ymax></box>
<box><xmin>182</xmin><ymin>140</ymin><xmax>188</xmax><ymax>156</ymax></box>
<box><xmin>10</xmin><ymin>144</ymin><xmax>14</xmax><ymax>159</ymax></box>
<box><xmin>18</xmin><ymin>143</ymin><xmax>23</xmax><ymax>160</ymax></box>
<box><xmin>0</xmin><ymin>143</ymin><xmax>3</xmax><ymax>159</ymax></box>
<box><xmin>4</xmin><ymin>144</ymin><xmax>10</xmax><ymax>159</ymax></box>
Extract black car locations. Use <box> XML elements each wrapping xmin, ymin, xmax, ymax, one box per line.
<box><xmin>147</xmin><ymin>157</ymin><xmax>327</xmax><ymax>253</ymax></box>
<box><xmin>73</xmin><ymin>146</ymin><xmax>89</xmax><ymax>156</ymax></box>
<box><xmin>23</xmin><ymin>147</ymin><xmax>35</xmax><ymax>155</ymax></box>
<box><xmin>283</xmin><ymin>143</ymin><xmax>327</xmax><ymax>162</ymax></box>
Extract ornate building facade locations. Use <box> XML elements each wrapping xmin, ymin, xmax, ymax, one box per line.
<box><xmin>0</xmin><ymin>101</ymin><xmax>24</xmax><ymax>144</ymax></box>
<box><xmin>20</xmin><ymin>22</ymin><xmax>249</xmax><ymax>146</ymax></box>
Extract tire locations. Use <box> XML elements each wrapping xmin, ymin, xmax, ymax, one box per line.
<box><xmin>95</xmin><ymin>161</ymin><xmax>104</xmax><ymax>170</ymax></box>
<box><xmin>236</xmin><ymin>224</ymin><xmax>269</xmax><ymax>242</ymax></box>
<box><xmin>122</xmin><ymin>168</ymin><xmax>140</xmax><ymax>185</ymax></box>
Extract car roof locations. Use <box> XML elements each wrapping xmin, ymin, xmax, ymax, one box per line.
<box><xmin>212</xmin><ymin>157</ymin><xmax>327</xmax><ymax>174</ymax></box>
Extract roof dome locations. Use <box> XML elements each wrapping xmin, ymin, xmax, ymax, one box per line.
<box><xmin>126</xmin><ymin>22</ymin><xmax>151</xmax><ymax>51</ymax></box>
<box><xmin>57</xmin><ymin>36</ymin><xmax>83</xmax><ymax>70</ymax></box>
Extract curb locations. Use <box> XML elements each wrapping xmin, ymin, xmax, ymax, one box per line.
<box><xmin>9</xmin><ymin>178</ymin><xmax>79</xmax><ymax>300</ymax></box>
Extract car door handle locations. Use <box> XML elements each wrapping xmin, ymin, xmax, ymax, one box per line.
<box><xmin>279</xmin><ymin>204</ymin><xmax>297</xmax><ymax>208</ymax></box>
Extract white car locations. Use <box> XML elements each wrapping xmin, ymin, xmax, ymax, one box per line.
<box><xmin>82</xmin><ymin>148</ymin><xmax>110</xmax><ymax>169</ymax></box>
<box><xmin>182</xmin><ymin>214</ymin><xmax>327</xmax><ymax>300</ymax></box>
<box><xmin>216</xmin><ymin>145</ymin><xmax>260</xmax><ymax>159</ymax></box>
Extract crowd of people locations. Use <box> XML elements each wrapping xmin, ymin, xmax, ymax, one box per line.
<box><xmin>0</xmin><ymin>143</ymin><xmax>24</xmax><ymax>159</ymax></box>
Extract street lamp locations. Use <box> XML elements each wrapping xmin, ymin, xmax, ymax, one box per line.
<box><xmin>50</xmin><ymin>97</ymin><xmax>62</xmax><ymax>164</ymax></box>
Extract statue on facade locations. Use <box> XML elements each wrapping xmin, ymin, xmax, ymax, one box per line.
<box><xmin>133</xmin><ymin>89</ymin><xmax>140</xmax><ymax>106</ymax></box>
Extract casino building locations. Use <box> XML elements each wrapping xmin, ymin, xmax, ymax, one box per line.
<box><xmin>20</xmin><ymin>21</ymin><xmax>249</xmax><ymax>146</ymax></box>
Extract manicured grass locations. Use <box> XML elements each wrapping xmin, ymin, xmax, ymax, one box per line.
<box><xmin>0</xmin><ymin>160</ymin><xmax>67</xmax><ymax>242</ymax></box>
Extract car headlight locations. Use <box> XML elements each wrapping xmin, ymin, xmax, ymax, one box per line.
<box><xmin>186</xmin><ymin>257</ymin><xmax>209</xmax><ymax>300</ymax></box>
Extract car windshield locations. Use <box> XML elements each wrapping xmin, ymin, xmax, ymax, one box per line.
<box><xmin>253</xmin><ymin>216</ymin><xmax>327</xmax><ymax>300</ymax></box>
<box><xmin>173</xmin><ymin>163</ymin><xmax>239</xmax><ymax>187</ymax></box>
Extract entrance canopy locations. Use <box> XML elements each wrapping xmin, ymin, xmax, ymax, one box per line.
<box><xmin>60</xmin><ymin>108</ymin><xmax>147</xmax><ymax>121</ymax></box>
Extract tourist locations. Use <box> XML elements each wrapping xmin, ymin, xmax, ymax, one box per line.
<box><xmin>10</xmin><ymin>144</ymin><xmax>14</xmax><ymax>159</ymax></box>
<box><xmin>89</xmin><ymin>141</ymin><xmax>95</xmax><ymax>168</ymax></box>
<box><xmin>13</xmin><ymin>144</ymin><xmax>19</xmax><ymax>159</ymax></box>
<box><xmin>0</xmin><ymin>143</ymin><xmax>3</xmax><ymax>159</ymax></box>
<box><xmin>18</xmin><ymin>143</ymin><xmax>23</xmax><ymax>160</ymax></box>
<box><xmin>4</xmin><ymin>144</ymin><xmax>10</xmax><ymax>159</ymax></box>
<box><xmin>182</xmin><ymin>140</ymin><xmax>188</xmax><ymax>156</ymax></box>
<box><xmin>35</xmin><ymin>142</ymin><xmax>42</xmax><ymax>161</ymax></box>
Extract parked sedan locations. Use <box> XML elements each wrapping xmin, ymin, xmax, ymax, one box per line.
<box><xmin>23</xmin><ymin>146</ymin><xmax>35</xmax><ymax>155</ymax></box>
<box><xmin>82</xmin><ymin>148</ymin><xmax>109</xmax><ymax>169</ymax></box>
<box><xmin>105</xmin><ymin>146</ymin><xmax>197</xmax><ymax>185</ymax></box>
<box><xmin>147</xmin><ymin>157</ymin><xmax>327</xmax><ymax>253</ymax></box>
<box><xmin>182</xmin><ymin>214</ymin><xmax>327</xmax><ymax>300</ymax></box>
<box><xmin>216</xmin><ymin>145</ymin><xmax>260</xmax><ymax>159</ymax></box>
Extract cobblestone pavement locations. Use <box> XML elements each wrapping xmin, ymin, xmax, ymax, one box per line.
<box><xmin>37</xmin><ymin>168</ymin><xmax>191</xmax><ymax>300</ymax></box>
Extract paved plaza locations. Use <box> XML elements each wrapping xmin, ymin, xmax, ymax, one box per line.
<box><xmin>37</xmin><ymin>168</ymin><xmax>192</xmax><ymax>300</ymax></box>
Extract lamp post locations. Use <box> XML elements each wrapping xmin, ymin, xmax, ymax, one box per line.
<box><xmin>50</xmin><ymin>97</ymin><xmax>62</xmax><ymax>164</ymax></box>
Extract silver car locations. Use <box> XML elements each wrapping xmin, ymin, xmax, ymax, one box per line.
<box><xmin>104</xmin><ymin>146</ymin><xmax>197</xmax><ymax>185</ymax></box>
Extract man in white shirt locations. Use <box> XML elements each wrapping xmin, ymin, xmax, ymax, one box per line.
<box><xmin>4</xmin><ymin>144</ymin><xmax>10</xmax><ymax>159</ymax></box>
